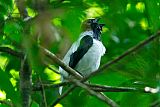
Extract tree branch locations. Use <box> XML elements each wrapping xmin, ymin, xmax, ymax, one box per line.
<box><xmin>14</xmin><ymin>1</ymin><xmax>33</xmax><ymax>107</ymax></box>
<box><xmin>150</xmin><ymin>99</ymin><xmax>160</xmax><ymax>107</ymax></box>
<box><xmin>38</xmin><ymin>76</ymin><xmax>47</xmax><ymax>107</ymax></box>
<box><xmin>51</xmin><ymin>85</ymin><xmax>75</xmax><ymax>106</ymax></box>
<box><xmin>41</xmin><ymin>46</ymin><xmax>83</xmax><ymax>79</ymax></box>
<box><xmin>20</xmin><ymin>55</ymin><xmax>32</xmax><ymax>107</ymax></box>
<box><xmin>46</xmin><ymin>31</ymin><xmax>160</xmax><ymax>105</ymax></box>
<box><xmin>41</xmin><ymin>47</ymin><xmax>118</xmax><ymax>107</ymax></box>
<box><xmin>88</xmin><ymin>84</ymin><xmax>157</xmax><ymax>93</ymax></box>
<box><xmin>69</xmin><ymin>78</ymin><xmax>118</xmax><ymax>107</ymax></box>
<box><xmin>0</xmin><ymin>46</ymin><xmax>24</xmax><ymax>58</ymax></box>
<box><xmin>33</xmin><ymin>82</ymin><xmax>68</xmax><ymax>91</ymax></box>
<box><xmin>33</xmin><ymin>82</ymin><xmax>159</xmax><ymax>93</ymax></box>
<box><xmin>43</xmin><ymin>50</ymin><xmax>115</xmax><ymax>106</ymax></box>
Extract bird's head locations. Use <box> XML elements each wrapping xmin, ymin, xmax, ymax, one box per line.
<box><xmin>81</xmin><ymin>18</ymin><xmax>105</xmax><ymax>40</ymax></box>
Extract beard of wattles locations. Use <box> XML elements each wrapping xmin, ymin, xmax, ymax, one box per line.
<box><xmin>91</xmin><ymin>23</ymin><xmax>102</xmax><ymax>41</ymax></box>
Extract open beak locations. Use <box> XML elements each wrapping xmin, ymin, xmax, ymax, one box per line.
<box><xmin>100</xmin><ymin>24</ymin><xmax>105</xmax><ymax>27</ymax></box>
<box><xmin>98</xmin><ymin>24</ymin><xmax>105</xmax><ymax>34</ymax></box>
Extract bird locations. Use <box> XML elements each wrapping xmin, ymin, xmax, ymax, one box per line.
<box><xmin>59</xmin><ymin>18</ymin><xmax>106</xmax><ymax>94</ymax></box>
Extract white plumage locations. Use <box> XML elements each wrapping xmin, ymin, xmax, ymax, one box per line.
<box><xmin>59</xmin><ymin>30</ymin><xmax>106</xmax><ymax>94</ymax></box>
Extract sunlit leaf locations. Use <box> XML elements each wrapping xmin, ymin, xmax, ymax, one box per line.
<box><xmin>85</xmin><ymin>7</ymin><xmax>104</xmax><ymax>18</ymax></box>
<box><xmin>0</xmin><ymin>90</ymin><xmax>6</xmax><ymax>100</ymax></box>
<box><xmin>31</xmin><ymin>101</ymin><xmax>39</xmax><ymax>107</ymax></box>
<box><xmin>136</xmin><ymin>2</ymin><xmax>145</xmax><ymax>13</ymax></box>
<box><xmin>0</xmin><ymin>68</ymin><xmax>20</xmax><ymax>105</ymax></box>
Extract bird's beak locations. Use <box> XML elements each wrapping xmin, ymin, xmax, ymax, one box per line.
<box><xmin>99</xmin><ymin>24</ymin><xmax>105</xmax><ymax>33</ymax></box>
<box><xmin>100</xmin><ymin>24</ymin><xmax>105</xmax><ymax>27</ymax></box>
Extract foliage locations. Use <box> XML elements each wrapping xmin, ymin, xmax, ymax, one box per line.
<box><xmin>0</xmin><ymin>0</ymin><xmax>160</xmax><ymax>107</ymax></box>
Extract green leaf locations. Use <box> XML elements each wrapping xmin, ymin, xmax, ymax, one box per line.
<box><xmin>0</xmin><ymin>0</ymin><xmax>12</xmax><ymax>7</ymax></box>
<box><xmin>0</xmin><ymin>0</ymin><xmax>13</xmax><ymax>16</ymax></box>
<box><xmin>120</xmin><ymin>93</ymin><xmax>151</xmax><ymax>107</ymax></box>
<box><xmin>145</xmin><ymin>0</ymin><xmax>160</xmax><ymax>32</ymax></box>
<box><xmin>0</xmin><ymin>5</ymin><xmax>7</xmax><ymax>16</ymax></box>
<box><xmin>62</xmin><ymin>9</ymin><xmax>84</xmax><ymax>41</ymax></box>
<box><xmin>31</xmin><ymin>101</ymin><xmax>39</xmax><ymax>107</ymax></box>
<box><xmin>0</xmin><ymin>68</ymin><xmax>20</xmax><ymax>105</ymax></box>
<box><xmin>4</xmin><ymin>20</ymin><xmax>23</xmax><ymax>44</ymax></box>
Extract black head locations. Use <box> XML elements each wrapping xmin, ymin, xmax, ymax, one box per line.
<box><xmin>88</xmin><ymin>18</ymin><xmax>105</xmax><ymax>40</ymax></box>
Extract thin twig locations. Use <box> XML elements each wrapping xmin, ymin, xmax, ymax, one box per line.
<box><xmin>68</xmin><ymin>78</ymin><xmax>119</xmax><ymax>107</ymax></box>
<box><xmin>38</xmin><ymin>76</ymin><xmax>47</xmax><ymax>107</ymax></box>
<box><xmin>88</xmin><ymin>84</ymin><xmax>145</xmax><ymax>93</ymax></box>
<box><xmin>33</xmin><ymin>82</ymin><xmax>69</xmax><ymax>91</ymax></box>
<box><xmin>47</xmin><ymin>65</ymin><xmax>60</xmax><ymax>74</ymax></box>
<box><xmin>33</xmin><ymin>82</ymin><xmax>159</xmax><ymax>93</ymax></box>
<box><xmin>50</xmin><ymin>85</ymin><xmax>75</xmax><ymax>106</ymax></box>
<box><xmin>0</xmin><ymin>46</ymin><xmax>24</xmax><ymax>58</ymax></box>
<box><xmin>150</xmin><ymin>99</ymin><xmax>160</xmax><ymax>107</ymax></box>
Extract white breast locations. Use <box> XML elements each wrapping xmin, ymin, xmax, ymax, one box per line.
<box><xmin>75</xmin><ymin>39</ymin><xmax>106</xmax><ymax>76</ymax></box>
<box><xmin>59</xmin><ymin>31</ymin><xmax>106</xmax><ymax>77</ymax></box>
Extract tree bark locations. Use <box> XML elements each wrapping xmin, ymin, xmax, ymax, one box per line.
<box><xmin>20</xmin><ymin>55</ymin><xmax>32</xmax><ymax>107</ymax></box>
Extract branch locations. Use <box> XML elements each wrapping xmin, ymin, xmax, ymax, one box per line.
<box><xmin>33</xmin><ymin>82</ymin><xmax>159</xmax><ymax>93</ymax></box>
<box><xmin>51</xmin><ymin>85</ymin><xmax>75</xmax><ymax>106</ymax></box>
<box><xmin>0</xmin><ymin>46</ymin><xmax>24</xmax><ymax>58</ymax></box>
<box><xmin>150</xmin><ymin>99</ymin><xmax>160</xmax><ymax>107</ymax></box>
<box><xmin>0</xmin><ymin>100</ymin><xmax>13</xmax><ymax>107</ymax></box>
<box><xmin>33</xmin><ymin>82</ymin><xmax>68</xmax><ymax>91</ymax></box>
<box><xmin>69</xmin><ymin>78</ymin><xmax>118</xmax><ymax>107</ymax></box>
<box><xmin>38</xmin><ymin>76</ymin><xmax>47</xmax><ymax>107</ymax></box>
<box><xmin>0</xmin><ymin>47</ymin><xmax>32</xmax><ymax>107</ymax></box>
<box><xmin>14</xmin><ymin>1</ymin><xmax>33</xmax><ymax>107</ymax></box>
<box><xmin>47</xmin><ymin>31</ymin><xmax>160</xmax><ymax>105</ymax></box>
<box><xmin>41</xmin><ymin>46</ymin><xmax>83</xmax><ymax>79</ymax></box>
<box><xmin>50</xmin><ymin>79</ymin><xmax>118</xmax><ymax>107</ymax></box>
<box><xmin>88</xmin><ymin>84</ymin><xmax>157</xmax><ymax>93</ymax></box>
<box><xmin>46</xmin><ymin>63</ymin><xmax>60</xmax><ymax>74</ymax></box>
<box><xmin>41</xmin><ymin>47</ymin><xmax>118</xmax><ymax>107</ymax></box>
<box><xmin>43</xmin><ymin>50</ymin><xmax>116</xmax><ymax>106</ymax></box>
<box><xmin>20</xmin><ymin>55</ymin><xmax>32</xmax><ymax>107</ymax></box>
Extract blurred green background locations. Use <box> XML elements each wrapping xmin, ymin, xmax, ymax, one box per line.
<box><xmin>0</xmin><ymin>0</ymin><xmax>160</xmax><ymax>107</ymax></box>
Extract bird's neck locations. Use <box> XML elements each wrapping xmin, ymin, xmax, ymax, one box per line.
<box><xmin>80</xmin><ymin>30</ymin><xmax>101</xmax><ymax>41</ymax></box>
<box><xmin>80</xmin><ymin>30</ymin><xmax>93</xmax><ymax>38</ymax></box>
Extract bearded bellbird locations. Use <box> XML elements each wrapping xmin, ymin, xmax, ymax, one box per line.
<box><xmin>59</xmin><ymin>18</ymin><xmax>106</xmax><ymax>94</ymax></box>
